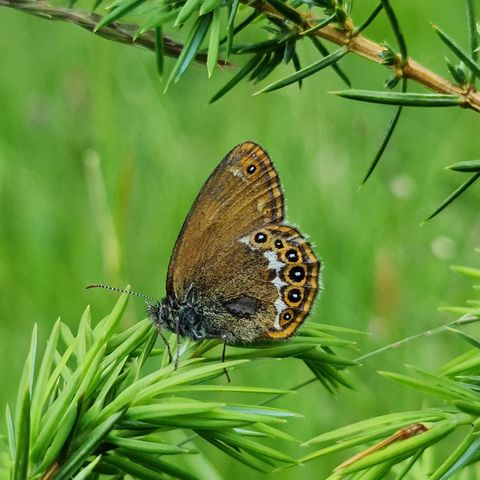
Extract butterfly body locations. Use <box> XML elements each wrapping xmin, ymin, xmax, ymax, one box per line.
<box><xmin>149</xmin><ymin>142</ymin><xmax>321</xmax><ymax>344</ymax></box>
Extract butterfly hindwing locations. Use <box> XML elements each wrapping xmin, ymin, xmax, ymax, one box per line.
<box><xmin>239</xmin><ymin>225</ymin><xmax>320</xmax><ymax>338</ymax></box>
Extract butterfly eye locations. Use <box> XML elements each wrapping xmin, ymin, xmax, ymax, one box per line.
<box><xmin>246</xmin><ymin>164</ymin><xmax>257</xmax><ymax>175</ymax></box>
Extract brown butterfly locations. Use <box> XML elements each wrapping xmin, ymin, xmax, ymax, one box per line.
<box><xmin>149</xmin><ymin>141</ymin><xmax>320</xmax><ymax>344</ymax></box>
<box><xmin>89</xmin><ymin>142</ymin><xmax>321</xmax><ymax>360</ymax></box>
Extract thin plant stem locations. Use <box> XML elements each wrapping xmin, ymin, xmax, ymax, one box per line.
<box><xmin>268</xmin><ymin>312</ymin><xmax>480</xmax><ymax>404</ymax></box>
<box><xmin>84</xmin><ymin>150</ymin><xmax>121</xmax><ymax>282</ymax></box>
<box><xmin>356</xmin><ymin>313</ymin><xmax>478</xmax><ymax>362</ymax></box>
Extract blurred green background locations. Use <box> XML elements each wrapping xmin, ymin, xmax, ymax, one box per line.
<box><xmin>1</xmin><ymin>0</ymin><xmax>480</xmax><ymax>477</ymax></box>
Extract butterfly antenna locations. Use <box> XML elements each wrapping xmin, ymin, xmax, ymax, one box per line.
<box><xmin>85</xmin><ymin>284</ymin><xmax>154</xmax><ymax>302</ymax></box>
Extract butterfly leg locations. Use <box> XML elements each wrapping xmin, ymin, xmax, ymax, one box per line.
<box><xmin>221</xmin><ymin>337</ymin><xmax>231</xmax><ymax>383</ymax></box>
<box><xmin>174</xmin><ymin>322</ymin><xmax>181</xmax><ymax>370</ymax></box>
<box><xmin>158</xmin><ymin>328</ymin><xmax>173</xmax><ymax>364</ymax></box>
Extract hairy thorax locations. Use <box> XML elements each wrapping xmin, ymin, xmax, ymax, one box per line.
<box><xmin>147</xmin><ymin>289</ymin><xmax>271</xmax><ymax>344</ymax></box>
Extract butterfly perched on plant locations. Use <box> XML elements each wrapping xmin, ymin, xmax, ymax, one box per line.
<box><xmin>150</xmin><ymin>141</ymin><xmax>320</xmax><ymax>342</ymax></box>
<box><xmin>89</xmin><ymin>142</ymin><xmax>321</xmax><ymax>353</ymax></box>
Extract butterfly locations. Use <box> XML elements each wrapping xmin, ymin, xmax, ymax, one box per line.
<box><xmin>147</xmin><ymin>141</ymin><xmax>321</xmax><ymax>346</ymax></box>
<box><xmin>88</xmin><ymin>142</ymin><xmax>321</xmax><ymax>366</ymax></box>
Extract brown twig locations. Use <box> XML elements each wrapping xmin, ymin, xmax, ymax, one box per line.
<box><xmin>41</xmin><ymin>461</ymin><xmax>60</xmax><ymax>480</ymax></box>
<box><xmin>0</xmin><ymin>0</ymin><xmax>230</xmax><ymax>66</ymax></box>
<box><xmin>335</xmin><ymin>423</ymin><xmax>428</xmax><ymax>471</ymax></box>
<box><xmin>243</xmin><ymin>0</ymin><xmax>480</xmax><ymax>112</ymax></box>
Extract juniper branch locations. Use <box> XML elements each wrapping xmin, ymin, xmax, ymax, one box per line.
<box><xmin>0</xmin><ymin>0</ymin><xmax>229</xmax><ymax>66</ymax></box>
<box><xmin>2</xmin><ymin>293</ymin><xmax>357</xmax><ymax>479</ymax></box>
<box><xmin>3</xmin><ymin>0</ymin><xmax>479</xmax><ymax>111</ymax></box>
<box><xmin>242</xmin><ymin>0</ymin><xmax>480</xmax><ymax>113</ymax></box>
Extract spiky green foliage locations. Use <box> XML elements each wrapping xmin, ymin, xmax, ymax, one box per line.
<box><xmin>0</xmin><ymin>292</ymin><xmax>357</xmax><ymax>479</ymax></box>
<box><xmin>301</xmin><ymin>256</ymin><xmax>480</xmax><ymax>479</ymax></box>
<box><xmin>2</xmin><ymin>0</ymin><xmax>480</xmax><ymax>217</ymax></box>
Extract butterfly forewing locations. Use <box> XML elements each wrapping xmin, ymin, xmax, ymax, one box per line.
<box><xmin>167</xmin><ymin>142</ymin><xmax>283</xmax><ymax>293</ymax></box>
<box><xmin>165</xmin><ymin>141</ymin><xmax>320</xmax><ymax>342</ymax></box>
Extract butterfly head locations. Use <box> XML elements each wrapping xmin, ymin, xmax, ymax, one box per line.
<box><xmin>147</xmin><ymin>290</ymin><xmax>207</xmax><ymax>340</ymax></box>
<box><xmin>146</xmin><ymin>300</ymin><xmax>168</xmax><ymax>330</ymax></box>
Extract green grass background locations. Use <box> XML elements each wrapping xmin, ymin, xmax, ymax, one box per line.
<box><xmin>1</xmin><ymin>0</ymin><xmax>480</xmax><ymax>477</ymax></box>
